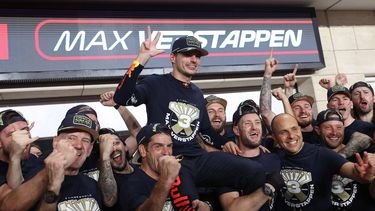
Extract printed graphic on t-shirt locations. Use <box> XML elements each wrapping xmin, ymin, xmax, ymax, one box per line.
<box><xmin>166</xmin><ymin>101</ymin><xmax>200</xmax><ymax>142</ymax></box>
<box><xmin>331</xmin><ymin>175</ymin><xmax>357</xmax><ymax>208</ymax></box>
<box><xmin>281</xmin><ymin>169</ymin><xmax>314</xmax><ymax>208</ymax></box>
<box><xmin>57</xmin><ymin>197</ymin><xmax>100</xmax><ymax>211</ymax></box>
<box><xmin>83</xmin><ymin>169</ymin><xmax>99</xmax><ymax>181</ymax></box>
<box><xmin>163</xmin><ymin>198</ymin><xmax>174</xmax><ymax>211</ymax></box>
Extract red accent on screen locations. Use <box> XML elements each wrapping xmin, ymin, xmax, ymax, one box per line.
<box><xmin>0</xmin><ymin>24</ymin><xmax>9</xmax><ymax>60</ymax></box>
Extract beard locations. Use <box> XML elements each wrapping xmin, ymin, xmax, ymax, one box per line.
<box><xmin>298</xmin><ymin>119</ymin><xmax>312</xmax><ymax>128</ymax></box>
<box><xmin>242</xmin><ymin>138</ymin><xmax>261</xmax><ymax>149</ymax></box>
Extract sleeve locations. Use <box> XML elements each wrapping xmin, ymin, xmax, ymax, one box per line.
<box><xmin>118</xmin><ymin>178</ymin><xmax>149</xmax><ymax>211</ymax></box>
<box><xmin>199</xmin><ymin>107</ymin><xmax>229</xmax><ymax>149</ymax></box>
<box><xmin>114</xmin><ymin>62</ymin><xmax>147</xmax><ymax>106</ymax></box>
<box><xmin>321</xmin><ymin>147</ymin><xmax>349</xmax><ymax>175</ymax></box>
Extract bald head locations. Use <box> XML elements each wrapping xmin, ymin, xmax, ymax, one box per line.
<box><xmin>271</xmin><ymin>113</ymin><xmax>304</xmax><ymax>154</ymax></box>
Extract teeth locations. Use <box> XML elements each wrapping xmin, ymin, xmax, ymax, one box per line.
<box><xmin>289</xmin><ymin>140</ymin><xmax>297</xmax><ymax>144</ymax></box>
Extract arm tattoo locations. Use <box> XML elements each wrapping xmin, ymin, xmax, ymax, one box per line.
<box><xmin>98</xmin><ymin>159</ymin><xmax>118</xmax><ymax>207</ymax></box>
<box><xmin>260</xmin><ymin>76</ymin><xmax>272</xmax><ymax>113</ymax></box>
<box><xmin>339</xmin><ymin>132</ymin><xmax>372</xmax><ymax>158</ymax></box>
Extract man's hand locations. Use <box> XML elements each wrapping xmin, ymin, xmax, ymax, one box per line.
<box><xmin>192</xmin><ymin>200</ymin><xmax>212</xmax><ymax>211</ymax></box>
<box><xmin>319</xmin><ymin>78</ymin><xmax>334</xmax><ymax>90</ymax></box>
<box><xmin>44</xmin><ymin>150</ymin><xmax>66</xmax><ymax>194</ymax></box>
<box><xmin>158</xmin><ymin>156</ymin><xmax>181</xmax><ymax>185</ymax></box>
<box><xmin>54</xmin><ymin>139</ymin><xmax>77</xmax><ymax>169</ymax></box>
<box><xmin>283</xmin><ymin>64</ymin><xmax>298</xmax><ymax>88</ymax></box>
<box><xmin>99</xmin><ymin>134</ymin><xmax>116</xmax><ymax>160</ymax></box>
<box><xmin>223</xmin><ymin>141</ymin><xmax>242</xmax><ymax>155</ymax></box>
<box><xmin>264</xmin><ymin>58</ymin><xmax>278</xmax><ymax>77</ymax></box>
<box><xmin>354</xmin><ymin>152</ymin><xmax>375</xmax><ymax>183</ymax></box>
<box><xmin>272</xmin><ymin>87</ymin><xmax>287</xmax><ymax>101</ymax></box>
<box><xmin>335</xmin><ymin>73</ymin><xmax>348</xmax><ymax>86</ymax></box>
<box><xmin>137</xmin><ymin>26</ymin><xmax>165</xmax><ymax>65</ymax></box>
<box><xmin>9</xmin><ymin>125</ymin><xmax>39</xmax><ymax>159</ymax></box>
<box><xmin>100</xmin><ymin>91</ymin><xmax>116</xmax><ymax>107</ymax></box>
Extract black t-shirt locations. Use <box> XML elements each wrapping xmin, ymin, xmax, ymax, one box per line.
<box><xmin>0</xmin><ymin>161</ymin><xmax>7</xmax><ymax>186</ymax></box>
<box><xmin>343</xmin><ymin>119</ymin><xmax>374</xmax><ymax>144</ymax></box>
<box><xmin>102</xmin><ymin>164</ymin><xmax>139</xmax><ymax>211</ymax></box>
<box><xmin>276</xmin><ymin>143</ymin><xmax>348</xmax><ymax>211</ymax></box>
<box><xmin>302</xmin><ymin>130</ymin><xmax>321</xmax><ymax>145</ymax></box>
<box><xmin>119</xmin><ymin>168</ymin><xmax>174</xmax><ymax>211</ymax></box>
<box><xmin>57</xmin><ymin>173</ymin><xmax>102</xmax><ymax>211</ymax></box>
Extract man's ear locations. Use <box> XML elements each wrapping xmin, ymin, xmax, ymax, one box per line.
<box><xmin>170</xmin><ymin>53</ymin><xmax>176</xmax><ymax>64</ymax></box>
<box><xmin>314</xmin><ymin>126</ymin><xmax>321</xmax><ymax>135</ymax></box>
<box><xmin>139</xmin><ymin>144</ymin><xmax>147</xmax><ymax>158</ymax></box>
<box><xmin>233</xmin><ymin>125</ymin><xmax>240</xmax><ymax>137</ymax></box>
<box><xmin>52</xmin><ymin>136</ymin><xmax>58</xmax><ymax>149</ymax></box>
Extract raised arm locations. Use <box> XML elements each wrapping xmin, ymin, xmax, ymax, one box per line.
<box><xmin>283</xmin><ymin>64</ymin><xmax>298</xmax><ymax>97</ymax></box>
<box><xmin>340</xmin><ymin>152</ymin><xmax>375</xmax><ymax>183</ymax></box>
<box><xmin>272</xmin><ymin>87</ymin><xmax>293</xmax><ymax>116</ymax></box>
<box><xmin>260</xmin><ymin>58</ymin><xmax>278</xmax><ymax>127</ymax></box>
<box><xmin>114</xmin><ymin>26</ymin><xmax>164</xmax><ymax>106</ymax></box>
<box><xmin>98</xmin><ymin>134</ymin><xmax>118</xmax><ymax>207</ymax></box>
<box><xmin>7</xmin><ymin>127</ymin><xmax>38</xmax><ymax>188</ymax></box>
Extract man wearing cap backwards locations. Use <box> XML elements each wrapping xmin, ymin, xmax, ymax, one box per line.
<box><xmin>119</xmin><ymin>123</ymin><xmax>210</xmax><ymax>211</ymax></box>
<box><xmin>98</xmin><ymin>127</ymin><xmax>137</xmax><ymax>211</ymax></box>
<box><xmin>37</xmin><ymin>113</ymin><xmax>102</xmax><ymax>211</ymax></box>
<box><xmin>327</xmin><ymin>85</ymin><xmax>375</xmax><ymax>144</ymax></box>
<box><xmin>114</xmin><ymin>26</ymin><xmax>266</xmax><ymax>207</ymax></box>
<box><xmin>0</xmin><ymin>109</ymin><xmax>77</xmax><ymax>210</ymax></box>
<box><xmin>350</xmin><ymin>81</ymin><xmax>375</xmax><ymax>125</ymax></box>
<box><xmin>219</xmin><ymin>100</ymin><xmax>284</xmax><ymax>211</ymax></box>
<box><xmin>271</xmin><ymin>113</ymin><xmax>375</xmax><ymax>210</ymax></box>
<box><xmin>314</xmin><ymin>109</ymin><xmax>375</xmax><ymax>210</ymax></box>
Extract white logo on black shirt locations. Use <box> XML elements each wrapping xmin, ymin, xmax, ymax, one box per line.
<box><xmin>58</xmin><ymin>197</ymin><xmax>100</xmax><ymax>211</ymax></box>
<box><xmin>281</xmin><ymin>169</ymin><xmax>314</xmax><ymax>208</ymax></box>
<box><xmin>331</xmin><ymin>175</ymin><xmax>357</xmax><ymax>207</ymax></box>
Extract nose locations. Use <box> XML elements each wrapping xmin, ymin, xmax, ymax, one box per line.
<box><xmin>71</xmin><ymin>139</ymin><xmax>83</xmax><ymax>150</ymax></box>
<box><xmin>161</xmin><ymin>146</ymin><xmax>171</xmax><ymax>156</ymax></box>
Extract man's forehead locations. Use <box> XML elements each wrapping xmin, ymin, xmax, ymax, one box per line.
<box><xmin>353</xmin><ymin>86</ymin><xmax>372</xmax><ymax>93</ymax></box>
<box><xmin>1</xmin><ymin>121</ymin><xmax>28</xmax><ymax>134</ymax></box>
<box><xmin>207</xmin><ymin>102</ymin><xmax>225</xmax><ymax>110</ymax></box>
<box><xmin>292</xmin><ymin>99</ymin><xmax>312</xmax><ymax>107</ymax></box>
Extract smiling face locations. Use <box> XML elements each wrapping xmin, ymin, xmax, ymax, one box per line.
<box><xmin>234</xmin><ymin>113</ymin><xmax>262</xmax><ymax>149</ymax></box>
<box><xmin>291</xmin><ymin>100</ymin><xmax>313</xmax><ymax>128</ymax></box>
<box><xmin>108</xmin><ymin>134</ymin><xmax>128</xmax><ymax>171</ymax></box>
<box><xmin>207</xmin><ymin>102</ymin><xmax>226</xmax><ymax>134</ymax></box>
<box><xmin>351</xmin><ymin>86</ymin><xmax>374</xmax><ymax>115</ymax></box>
<box><xmin>171</xmin><ymin>51</ymin><xmax>201</xmax><ymax>79</ymax></box>
<box><xmin>56</xmin><ymin>131</ymin><xmax>93</xmax><ymax>171</ymax></box>
<box><xmin>327</xmin><ymin>93</ymin><xmax>353</xmax><ymax>121</ymax></box>
<box><xmin>272</xmin><ymin>114</ymin><xmax>304</xmax><ymax>154</ymax></box>
<box><xmin>316</xmin><ymin>120</ymin><xmax>344</xmax><ymax>150</ymax></box>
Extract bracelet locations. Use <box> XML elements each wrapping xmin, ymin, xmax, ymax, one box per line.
<box><xmin>204</xmin><ymin>201</ymin><xmax>213</xmax><ymax>211</ymax></box>
<box><xmin>114</xmin><ymin>104</ymin><xmax>120</xmax><ymax>110</ymax></box>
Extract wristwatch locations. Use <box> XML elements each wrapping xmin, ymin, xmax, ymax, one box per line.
<box><xmin>44</xmin><ymin>190</ymin><xmax>59</xmax><ymax>204</ymax></box>
<box><xmin>262</xmin><ymin>184</ymin><xmax>275</xmax><ymax>198</ymax></box>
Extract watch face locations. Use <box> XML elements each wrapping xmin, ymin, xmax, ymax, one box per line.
<box><xmin>44</xmin><ymin>191</ymin><xmax>58</xmax><ymax>203</ymax></box>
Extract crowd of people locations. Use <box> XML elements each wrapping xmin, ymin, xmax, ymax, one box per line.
<box><xmin>1</xmin><ymin>26</ymin><xmax>375</xmax><ymax>211</ymax></box>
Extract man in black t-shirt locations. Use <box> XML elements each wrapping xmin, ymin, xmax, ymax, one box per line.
<box><xmin>326</xmin><ymin>85</ymin><xmax>375</xmax><ymax>144</ymax></box>
<box><xmin>314</xmin><ymin>109</ymin><xmax>375</xmax><ymax>210</ymax></box>
<box><xmin>271</xmin><ymin>113</ymin><xmax>374</xmax><ymax>211</ymax></box>
<box><xmin>98</xmin><ymin>128</ymin><xmax>137</xmax><ymax>211</ymax></box>
<box><xmin>119</xmin><ymin>123</ymin><xmax>210</xmax><ymax>211</ymax></box>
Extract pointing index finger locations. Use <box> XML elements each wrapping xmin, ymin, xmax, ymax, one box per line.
<box><xmin>292</xmin><ymin>64</ymin><xmax>298</xmax><ymax>75</ymax></box>
<box><xmin>269</xmin><ymin>47</ymin><xmax>273</xmax><ymax>59</ymax></box>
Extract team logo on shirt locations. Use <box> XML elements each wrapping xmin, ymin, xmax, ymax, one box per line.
<box><xmin>331</xmin><ymin>175</ymin><xmax>357</xmax><ymax>207</ymax></box>
<box><xmin>166</xmin><ymin>101</ymin><xmax>200</xmax><ymax>142</ymax></box>
<box><xmin>280</xmin><ymin>169</ymin><xmax>314</xmax><ymax>208</ymax></box>
<box><xmin>57</xmin><ymin>197</ymin><xmax>100</xmax><ymax>211</ymax></box>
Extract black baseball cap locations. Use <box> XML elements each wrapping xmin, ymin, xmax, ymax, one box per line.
<box><xmin>58</xmin><ymin>113</ymin><xmax>99</xmax><ymax>141</ymax></box>
<box><xmin>66</xmin><ymin>104</ymin><xmax>97</xmax><ymax>117</ymax></box>
<box><xmin>315</xmin><ymin>109</ymin><xmax>344</xmax><ymax>126</ymax></box>
<box><xmin>232</xmin><ymin>100</ymin><xmax>260</xmax><ymax>126</ymax></box>
<box><xmin>288</xmin><ymin>92</ymin><xmax>314</xmax><ymax>106</ymax></box>
<box><xmin>327</xmin><ymin>85</ymin><xmax>351</xmax><ymax>101</ymax></box>
<box><xmin>136</xmin><ymin>123</ymin><xmax>171</xmax><ymax>145</ymax></box>
<box><xmin>349</xmin><ymin>81</ymin><xmax>374</xmax><ymax>95</ymax></box>
<box><xmin>171</xmin><ymin>36</ymin><xmax>208</xmax><ymax>56</ymax></box>
<box><xmin>0</xmin><ymin>109</ymin><xmax>27</xmax><ymax>132</ymax></box>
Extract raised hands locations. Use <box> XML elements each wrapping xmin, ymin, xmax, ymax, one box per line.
<box><xmin>98</xmin><ymin>134</ymin><xmax>116</xmax><ymax>160</ymax></box>
<box><xmin>272</xmin><ymin>87</ymin><xmax>287</xmax><ymax>101</ymax></box>
<box><xmin>319</xmin><ymin>78</ymin><xmax>334</xmax><ymax>90</ymax></box>
<box><xmin>157</xmin><ymin>155</ymin><xmax>181</xmax><ymax>185</ymax></box>
<box><xmin>137</xmin><ymin>26</ymin><xmax>165</xmax><ymax>65</ymax></box>
<box><xmin>264</xmin><ymin>57</ymin><xmax>278</xmax><ymax>77</ymax></box>
<box><xmin>354</xmin><ymin>152</ymin><xmax>375</xmax><ymax>183</ymax></box>
<box><xmin>283</xmin><ymin>64</ymin><xmax>298</xmax><ymax>89</ymax></box>
<box><xmin>9</xmin><ymin>122</ymin><xmax>39</xmax><ymax>160</ymax></box>
<box><xmin>100</xmin><ymin>91</ymin><xmax>116</xmax><ymax>107</ymax></box>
